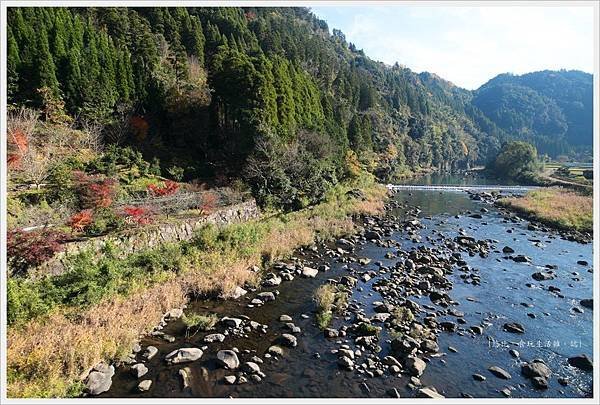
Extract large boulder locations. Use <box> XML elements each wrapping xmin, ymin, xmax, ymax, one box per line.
<box><xmin>301</xmin><ymin>267</ymin><xmax>319</xmax><ymax>278</ymax></box>
<box><xmin>85</xmin><ymin>362</ymin><xmax>115</xmax><ymax>395</ymax></box>
<box><xmin>405</xmin><ymin>356</ymin><xmax>426</xmax><ymax>377</ymax></box>
<box><xmin>217</xmin><ymin>350</ymin><xmax>240</xmax><ymax>369</ymax></box>
<box><xmin>165</xmin><ymin>348</ymin><xmax>203</xmax><ymax>364</ymax></box>
<box><xmin>568</xmin><ymin>354</ymin><xmax>593</xmax><ymax>371</ymax></box>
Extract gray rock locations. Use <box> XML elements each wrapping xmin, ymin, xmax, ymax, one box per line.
<box><xmin>242</xmin><ymin>361</ymin><xmax>261</xmax><ymax>374</ymax></box>
<box><xmin>533</xmin><ymin>376</ymin><xmax>548</xmax><ymax>389</ymax></box>
<box><xmin>267</xmin><ymin>345</ymin><xmax>284</xmax><ymax>356</ymax></box>
<box><xmin>532</xmin><ymin>272</ymin><xmax>553</xmax><ymax>281</ymax></box>
<box><xmin>580</xmin><ymin>299</ymin><xmax>593</xmax><ymax>309</ymax></box>
<box><xmin>568</xmin><ymin>354</ymin><xmax>593</xmax><ymax>371</ymax></box>
<box><xmin>324</xmin><ymin>328</ymin><xmax>339</xmax><ymax>338</ymax></box>
<box><xmin>472</xmin><ymin>373</ymin><xmax>486</xmax><ymax>381</ymax></box>
<box><xmin>503</xmin><ymin>322</ymin><xmax>525</xmax><ymax>334</ymax></box>
<box><xmin>405</xmin><ymin>356</ymin><xmax>426</xmax><ymax>377</ymax></box>
<box><xmin>85</xmin><ymin>363</ymin><xmax>115</xmax><ymax>395</ymax></box>
<box><xmin>417</xmin><ymin>387</ymin><xmax>445</xmax><ymax>398</ymax></box>
<box><xmin>216</xmin><ymin>350</ymin><xmax>240</xmax><ymax>369</ymax></box>
<box><xmin>142</xmin><ymin>346</ymin><xmax>158</xmax><ymax>360</ymax></box>
<box><xmin>278</xmin><ymin>333</ymin><xmax>298</xmax><ymax>347</ymax></box>
<box><xmin>165</xmin><ymin>348</ymin><xmax>203</xmax><ymax>364</ymax></box>
<box><xmin>166</xmin><ymin>308</ymin><xmax>184</xmax><ymax>319</ymax></box>
<box><xmin>257</xmin><ymin>292</ymin><xmax>276</xmax><ymax>302</ymax></box>
<box><xmin>521</xmin><ymin>361</ymin><xmax>552</xmax><ymax>379</ymax></box>
<box><xmin>488</xmin><ymin>366</ymin><xmax>512</xmax><ymax>379</ymax></box>
<box><xmin>263</xmin><ymin>274</ymin><xmax>282</xmax><ymax>287</ymax></box>
<box><xmin>220</xmin><ymin>317</ymin><xmax>243</xmax><ymax>328</ymax></box>
<box><xmin>203</xmin><ymin>333</ymin><xmax>226</xmax><ymax>343</ymax></box>
<box><xmin>301</xmin><ymin>267</ymin><xmax>319</xmax><ymax>278</ymax></box>
<box><xmin>179</xmin><ymin>367</ymin><xmax>191</xmax><ymax>389</ymax></box>
<box><xmin>131</xmin><ymin>363</ymin><xmax>148</xmax><ymax>378</ymax></box>
<box><xmin>365</xmin><ymin>230</ymin><xmax>381</xmax><ymax>240</ymax></box>
<box><xmin>230</xmin><ymin>286</ymin><xmax>248</xmax><ymax>299</ymax></box>
<box><xmin>279</xmin><ymin>314</ymin><xmax>292</xmax><ymax>322</ymax></box>
<box><xmin>338</xmin><ymin>355</ymin><xmax>354</xmax><ymax>369</ymax></box>
<box><xmin>224</xmin><ymin>375</ymin><xmax>237</xmax><ymax>385</ymax></box>
<box><xmin>137</xmin><ymin>379</ymin><xmax>152</xmax><ymax>392</ymax></box>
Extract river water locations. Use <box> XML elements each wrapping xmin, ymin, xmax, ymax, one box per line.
<box><xmin>103</xmin><ymin>175</ymin><xmax>593</xmax><ymax>398</ymax></box>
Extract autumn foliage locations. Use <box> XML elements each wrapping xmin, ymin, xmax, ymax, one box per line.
<box><xmin>122</xmin><ymin>206</ymin><xmax>154</xmax><ymax>225</ymax></box>
<box><xmin>73</xmin><ymin>171</ymin><xmax>116</xmax><ymax>208</ymax></box>
<box><xmin>68</xmin><ymin>210</ymin><xmax>94</xmax><ymax>232</ymax></box>
<box><xmin>199</xmin><ymin>191</ymin><xmax>218</xmax><ymax>214</ymax></box>
<box><xmin>129</xmin><ymin>115</ymin><xmax>149</xmax><ymax>142</ymax></box>
<box><xmin>7</xmin><ymin>229</ymin><xmax>69</xmax><ymax>274</ymax></box>
<box><xmin>147</xmin><ymin>180</ymin><xmax>179</xmax><ymax>196</ymax></box>
<box><xmin>7</xmin><ymin>128</ymin><xmax>29</xmax><ymax>169</ymax></box>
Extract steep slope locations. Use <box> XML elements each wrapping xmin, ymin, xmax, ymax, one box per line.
<box><xmin>472</xmin><ymin>70</ymin><xmax>593</xmax><ymax>156</ymax></box>
<box><xmin>7</xmin><ymin>7</ymin><xmax>592</xmax><ymax>194</ymax></box>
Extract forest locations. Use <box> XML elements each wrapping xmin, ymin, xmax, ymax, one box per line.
<box><xmin>7</xmin><ymin>7</ymin><xmax>593</xmax><ymax>210</ymax></box>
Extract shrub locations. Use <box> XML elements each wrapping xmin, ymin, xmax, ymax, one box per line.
<box><xmin>84</xmin><ymin>208</ymin><xmax>124</xmax><ymax>236</ymax></box>
<box><xmin>199</xmin><ymin>191</ymin><xmax>219</xmax><ymax>214</ymax></box>
<box><xmin>73</xmin><ymin>171</ymin><xmax>116</xmax><ymax>209</ymax></box>
<box><xmin>7</xmin><ymin>229</ymin><xmax>69</xmax><ymax>274</ymax></box>
<box><xmin>167</xmin><ymin>165</ymin><xmax>184</xmax><ymax>181</ymax></box>
<box><xmin>68</xmin><ymin>210</ymin><xmax>94</xmax><ymax>232</ymax></box>
<box><xmin>122</xmin><ymin>206</ymin><xmax>154</xmax><ymax>225</ymax></box>
<box><xmin>7</xmin><ymin>278</ymin><xmax>57</xmax><ymax>325</ymax></box>
<box><xmin>182</xmin><ymin>312</ymin><xmax>218</xmax><ymax>333</ymax></box>
<box><xmin>147</xmin><ymin>180</ymin><xmax>179</xmax><ymax>196</ymax></box>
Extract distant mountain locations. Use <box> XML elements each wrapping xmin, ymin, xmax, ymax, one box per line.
<box><xmin>472</xmin><ymin>70</ymin><xmax>593</xmax><ymax>156</ymax></box>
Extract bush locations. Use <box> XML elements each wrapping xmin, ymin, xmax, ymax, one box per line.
<box><xmin>84</xmin><ymin>208</ymin><xmax>124</xmax><ymax>236</ymax></box>
<box><xmin>73</xmin><ymin>171</ymin><xmax>117</xmax><ymax>209</ymax></box>
<box><xmin>147</xmin><ymin>180</ymin><xmax>179</xmax><ymax>196</ymax></box>
<box><xmin>489</xmin><ymin>141</ymin><xmax>540</xmax><ymax>181</ymax></box>
<box><xmin>182</xmin><ymin>312</ymin><xmax>217</xmax><ymax>332</ymax></box>
<box><xmin>7</xmin><ymin>229</ymin><xmax>69</xmax><ymax>275</ymax></box>
<box><xmin>244</xmin><ymin>133</ymin><xmax>340</xmax><ymax>211</ymax></box>
<box><xmin>68</xmin><ymin>210</ymin><xmax>94</xmax><ymax>232</ymax></box>
<box><xmin>122</xmin><ymin>206</ymin><xmax>154</xmax><ymax>225</ymax></box>
<box><xmin>7</xmin><ymin>278</ymin><xmax>57</xmax><ymax>325</ymax></box>
<box><xmin>167</xmin><ymin>165</ymin><xmax>184</xmax><ymax>181</ymax></box>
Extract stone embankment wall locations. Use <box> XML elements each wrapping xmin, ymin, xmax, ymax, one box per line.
<box><xmin>34</xmin><ymin>200</ymin><xmax>260</xmax><ymax>277</ymax></box>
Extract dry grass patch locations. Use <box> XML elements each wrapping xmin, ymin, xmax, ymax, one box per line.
<box><xmin>498</xmin><ymin>187</ymin><xmax>593</xmax><ymax>233</ymax></box>
<box><xmin>7</xmin><ymin>279</ymin><xmax>186</xmax><ymax>398</ymax></box>
<box><xmin>7</xmin><ymin>178</ymin><xmax>387</xmax><ymax>398</ymax></box>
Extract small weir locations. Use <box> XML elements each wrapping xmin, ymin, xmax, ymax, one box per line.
<box><xmin>387</xmin><ymin>184</ymin><xmax>538</xmax><ymax>192</ymax></box>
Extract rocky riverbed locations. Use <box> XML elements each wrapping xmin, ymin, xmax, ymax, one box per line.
<box><xmin>97</xmin><ymin>181</ymin><xmax>594</xmax><ymax>399</ymax></box>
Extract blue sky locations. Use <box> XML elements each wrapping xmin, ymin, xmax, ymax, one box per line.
<box><xmin>311</xmin><ymin>5</ymin><xmax>595</xmax><ymax>89</ymax></box>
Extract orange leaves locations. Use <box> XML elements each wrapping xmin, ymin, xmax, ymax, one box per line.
<box><xmin>73</xmin><ymin>171</ymin><xmax>116</xmax><ymax>209</ymax></box>
<box><xmin>7</xmin><ymin>127</ymin><xmax>29</xmax><ymax>169</ymax></box>
<box><xmin>147</xmin><ymin>180</ymin><xmax>179</xmax><ymax>197</ymax></box>
<box><xmin>129</xmin><ymin>115</ymin><xmax>149</xmax><ymax>142</ymax></box>
<box><xmin>199</xmin><ymin>191</ymin><xmax>218</xmax><ymax>215</ymax></box>
<box><xmin>68</xmin><ymin>210</ymin><xmax>93</xmax><ymax>232</ymax></box>
<box><xmin>122</xmin><ymin>206</ymin><xmax>154</xmax><ymax>225</ymax></box>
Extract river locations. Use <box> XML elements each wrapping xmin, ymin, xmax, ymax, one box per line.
<box><xmin>102</xmin><ymin>175</ymin><xmax>593</xmax><ymax>398</ymax></box>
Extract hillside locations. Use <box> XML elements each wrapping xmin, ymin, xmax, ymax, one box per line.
<box><xmin>472</xmin><ymin>70</ymin><xmax>593</xmax><ymax>156</ymax></box>
<box><xmin>7</xmin><ymin>7</ymin><xmax>593</xmax><ymax>206</ymax></box>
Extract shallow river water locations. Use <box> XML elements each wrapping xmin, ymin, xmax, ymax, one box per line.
<box><xmin>103</xmin><ymin>176</ymin><xmax>593</xmax><ymax>398</ymax></box>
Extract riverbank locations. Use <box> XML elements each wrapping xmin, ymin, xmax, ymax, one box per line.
<box><xmin>99</xmin><ymin>181</ymin><xmax>593</xmax><ymax>399</ymax></box>
<box><xmin>7</xmin><ymin>175</ymin><xmax>388</xmax><ymax>398</ymax></box>
<box><xmin>496</xmin><ymin>187</ymin><xmax>593</xmax><ymax>235</ymax></box>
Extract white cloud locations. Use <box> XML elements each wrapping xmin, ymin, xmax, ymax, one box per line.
<box><xmin>314</xmin><ymin>5</ymin><xmax>594</xmax><ymax>89</ymax></box>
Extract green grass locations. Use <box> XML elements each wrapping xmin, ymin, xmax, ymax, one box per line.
<box><xmin>313</xmin><ymin>284</ymin><xmax>349</xmax><ymax>329</ymax></box>
<box><xmin>182</xmin><ymin>312</ymin><xmax>218</xmax><ymax>334</ymax></box>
